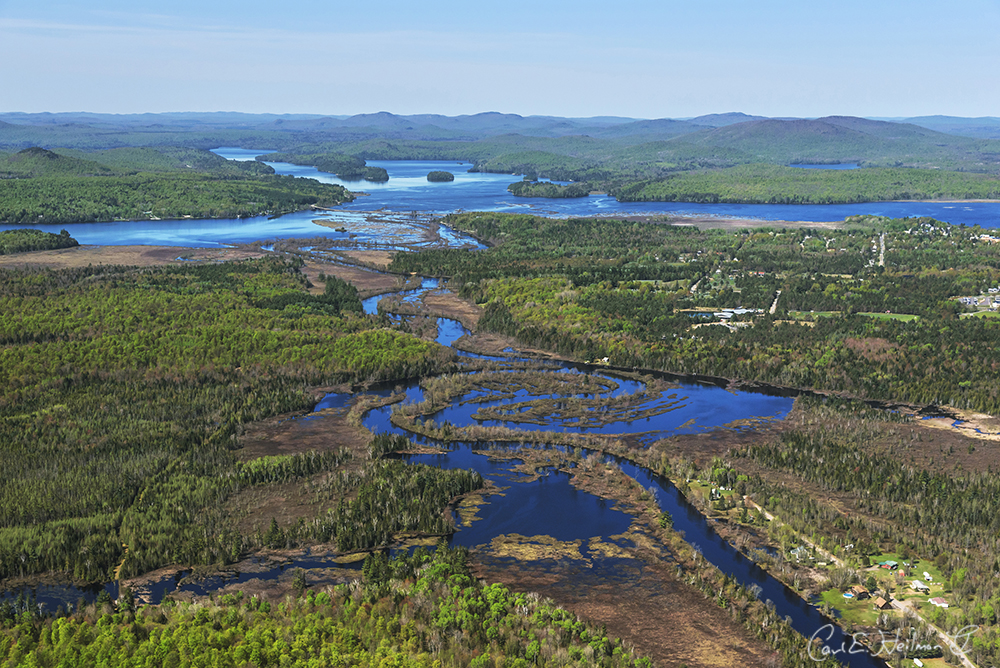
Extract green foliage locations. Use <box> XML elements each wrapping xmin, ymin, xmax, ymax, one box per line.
<box><xmin>312</xmin><ymin>460</ymin><xmax>483</xmax><ymax>551</ymax></box>
<box><xmin>731</xmin><ymin>399</ymin><xmax>1000</xmax><ymax>667</ymax></box>
<box><xmin>389</xmin><ymin>212</ymin><xmax>708</xmax><ymax>286</ymax></box>
<box><xmin>395</xmin><ymin>213</ymin><xmax>1000</xmax><ymax>413</ymax></box>
<box><xmin>4</xmin><ymin>112</ymin><xmax>1000</xmax><ymax>198</ymax></box>
<box><xmin>361</xmin><ymin>166</ymin><xmax>389</xmax><ymax>181</ymax></box>
<box><xmin>324</xmin><ymin>274</ymin><xmax>364</xmax><ymax>312</ymax></box>
<box><xmin>368</xmin><ymin>432</ymin><xmax>414</xmax><ymax>459</ymax></box>
<box><xmin>0</xmin><ymin>228</ymin><xmax>78</xmax><ymax>255</ymax></box>
<box><xmin>261</xmin><ymin>151</ymin><xmax>389</xmax><ymax>181</ymax></box>
<box><xmin>0</xmin><ymin>147</ymin><xmax>113</xmax><ymax>177</ymax></box>
<box><xmin>254</xmin><ymin>275</ymin><xmax>362</xmax><ymax>315</ymax></box>
<box><xmin>54</xmin><ymin>146</ymin><xmax>276</xmax><ymax>176</ymax></box>
<box><xmin>0</xmin><ymin>546</ymin><xmax>648</xmax><ymax>668</ymax></box>
<box><xmin>426</xmin><ymin>170</ymin><xmax>454</xmax><ymax>182</ymax></box>
<box><xmin>508</xmin><ymin>180</ymin><xmax>591</xmax><ymax>198</ymax></box>
<box><xmin>0</xmin><ymin>172</ymin><xmax>352</xmax><ymax>224</ymax></box>
<box><xmin>0</xmin><ymin>259</ymin><xmax>450</xmax><ymax>581</ymax></box>
<box><xmin>617</xmin><ymin>164</ymin><xmax>1000</xmax><ymax>204</ymax></box>
<box><xmin>237</xmin><ymin>450</ymin><xmax>353</xmax><ymax>486</ymax></box>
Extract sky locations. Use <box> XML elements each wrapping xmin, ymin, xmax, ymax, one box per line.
<box><xmin>1</xmin><ymin>0</ymin><xmax>999</xmax><ymax>118</ymax></box>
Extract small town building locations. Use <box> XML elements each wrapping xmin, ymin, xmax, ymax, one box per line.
<box><xmin>849</xmin><ymin>585</ymin><xmax>870</xmax><ymax>600</ymax></box>
<box><xmin>924</xmin><ymin>571</ymin><xmax>933</xmax><ymax>582</ymax></box>
<box><xmin>911</xmin><ymin>580</ymin><xmax>930</xmax><ymax>592</ymax></box>
<box><xmin>873</xmin><ymin>597</ymin><xmax>893</xmax><ymax>610</ymax></box>
<box><xmin>879</xmin><ymin>560</ymin><xmax>899</xmax><ymax>570</ymax></box>
<box><xmin>930</xmin><ymin>597</ymin><xmax>949</xmax><ymax>608</ymax></box>
<box><xmin>789</xmin><ymin>546</ymin><xmax>811</xmax><ymax>561</ymax></box>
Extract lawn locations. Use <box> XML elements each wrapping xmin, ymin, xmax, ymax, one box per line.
<box><xmin>788</xmin><ymin>310</ymin><xmax>840</xmax><ymax>319</ymax></box>
<box><xmin>869</xmin><ymin>552</ymin><xmax>944</xmax><ymax>584</ymax></box>
<box><xmin>959</xmin><ymin>310</ymin><xmax>1000</xmax><ymax>319</ymax></box>
<box><xmin>858</xmin><ymin>312</ymin><xmax>920</xmax><ymax>322</ymax></box>
<box><xmin>818</xmin><ymin>588</ymin><xmax>889</xmax><ymax>627</ymax></box>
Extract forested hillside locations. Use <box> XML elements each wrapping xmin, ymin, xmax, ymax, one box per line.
<box><xmin>0</xmin><ymin>172</ymin><xmax>352</xmax><ymax>224</ymax></box>
<box><xmin>617</xmin><ymin>164</ymin><xmax>1000</xmax><ymax>204</ymax></box>
<box><xmin>3</xmin><ymin>112</ymin><xmax>1000</xmax><ymax>209</ymax></box>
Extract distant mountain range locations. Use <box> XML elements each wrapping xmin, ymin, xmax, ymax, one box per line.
<box><xmin>2</xmin><ymin>110</ymin><xmax>998</xmax><ymax>138</ymax></box>
<box><xmin>1</xmin><ymin>111</ymin><xmax>998</xmax><ymax>176</ymax></box>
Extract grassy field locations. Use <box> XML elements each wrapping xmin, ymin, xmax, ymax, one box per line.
<box><xmin>788</xmin><ymin>310</ymin><xmax>840</xmax><ymax>319</ymax></box>
<box><xmin>786</xmin><ymin>310</ymin><xmax>919</xmax><ymax>321</ymax></box>
<box><xmin>869</xmin><ymin>552</ymin><xmax>944</xmax><ymax>582</ymax></box>
<box><xmin>960</xmin><ymin>310</ymin><xmax>1000</xmax><ymax>318</ymax></box>
<box><xmin>818</xmin><ymin>588</ymin><xmax>888</xmax><ymax>626</ymax></box>
<box><xmin>858</xmin><ymin>312</ymin><xmax>921</xmax><ymax>321</ymax></box>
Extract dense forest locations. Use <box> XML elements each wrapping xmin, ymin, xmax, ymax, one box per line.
<box><xmin>0</xmin><ymin>228</ymin><xmax>78</xmax><ymax>255</ymax></box>
<box><xmin>391</xmin><ymin>212</ymin><xmax>1000</xmax><ymax>413</ymax></box>
<box><xmin>0</xmin><ymin>172</ymin><xmax>352</xmax><ymax>224</ymax></box>
<box><xmin>0</xmin><ymin>545</ymin><xmax>655</xmax><ymax>668</ymax></box>
<box><xmin>1</xmin><ymin>147</ymin><xmax>274</xmax><ymax>178</ymax></box>
<box><xmin>259</xmin><ymin>152</ymin><xmax>389</xmax><ymax>182</ymax></box>
<box><xmin>507</xmin><ymin>180</ymin><xmax>592</xmax><ymax>198</ymax></box>
<box><xmin>616</xmin><ymin>164</ymin><xmax>1000</xmax><ymax>204</ymax></box>
<box><xmin>4</xmin><ymin>112</ymin><xmax>1000</xmax><ymax>208</ymax></box>
<box><xmin>0</xmin><ymin>147</ymin><xmax>353</xmax><ymax>224</ymax></box>
<box><xmin>0</xmin><ymin>258</ymin><xmax>465</xmax><ymax>583</ymax></box>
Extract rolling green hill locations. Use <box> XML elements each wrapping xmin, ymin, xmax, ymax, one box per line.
<box><xmin>2</xmin><ymin>112</ymin><xmax>1000</xmax><ymax>206</ymax></box>
<box><xmin>670</xmin><ymin>117</ymin><xmax>999</xmax><ymax>169</ymax></box>
<box><xmin>0</xmin><ymin>173</ymin><xmax>353</xmax><ymax>224</ymax></box>
<box><xmin>0</xmin><ymin>147</ymin><xmax>113</xmax><ymax>177</ymax></box>
<box><xmin>53</xmin><ymin>146</ymin><xmax>275</xmax><ymax>175</ymax></box>
<box><xmin>616</xmin><ymin>164</ymin><xmax>1000</xmax><ymax>204</ymax></box>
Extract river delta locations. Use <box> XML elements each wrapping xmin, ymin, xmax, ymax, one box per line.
<box><xmin>6</xmin><ymin>155</ymin><xmax>987</xmax><ymax>666</ymax></box>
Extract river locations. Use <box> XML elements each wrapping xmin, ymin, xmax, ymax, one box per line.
<box><xmin>0</xmin><ymin>154</ymin><xmax>917</xmax><ymax>665</ymax></box>
<box><xmin>353</xmin><ymin>335</ymin><xmax>883</xmax><ymax>667</ymax></box>
<box><xmin>0</xmin><ymin>282</ymin><xmax>888</xmax><ymax>666</ymax></box>
<box><xmin>0</xmin><ymin>152</ymin><xmax>998</xmax><ymax>248</ymax></box>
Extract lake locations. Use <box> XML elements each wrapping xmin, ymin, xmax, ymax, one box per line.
<box><xmin>1</xmin><ymin>153</ymin><xmax>998</xmax><ymax>248</ymax></box>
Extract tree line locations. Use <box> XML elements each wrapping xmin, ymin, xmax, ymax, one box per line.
<box><xmin>0</xmin><ymin>172</ymin><xmax>353</xmax><ymax>224</ymax></box>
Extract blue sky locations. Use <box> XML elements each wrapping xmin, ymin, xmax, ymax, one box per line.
<box><xmin>1</xmin><ymin>0</ymin><xmax>998</xmax><ymax>118</ymax></box>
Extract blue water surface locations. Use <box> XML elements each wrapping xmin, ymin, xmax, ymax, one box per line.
<box><xmin>2</xmin><ymin>156</ymin><xmax>999</xmax><ymax>247</ymax></box>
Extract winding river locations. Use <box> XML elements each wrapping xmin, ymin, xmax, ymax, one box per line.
<box><xmin>1</xmin><ymin>298</ymin><xmax>883</xmax><ymax>665</ymax></box>
<box><xmin>0</xmin><ymin>154</ymin><xmax>939</xmax><ymax>665</ymax></box>
<box><xmin>232</xmin><ymin>306</ymin><xmax>883</xmax><ymax>666</ymax></box>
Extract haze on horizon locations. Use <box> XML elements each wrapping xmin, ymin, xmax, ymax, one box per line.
<box><xmin>1</xmin><ymin>0</ymin><xmax>998</xmax><ymax>119</ymax></box>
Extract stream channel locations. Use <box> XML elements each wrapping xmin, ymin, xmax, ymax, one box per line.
<box><xmin>0</xmin><ymin>154</ymin><xmax>924</xmax><ymax>666</ymax></box>
<box><xmin>3</xmin><ymin>273</ymin><xmax>886</xmax><ymax>666</ymax></box>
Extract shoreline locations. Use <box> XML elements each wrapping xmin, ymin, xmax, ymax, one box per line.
<box><xmin>0</xmin><ymin>195</ymin><xmax>998</xmax><ymax>231</ymax></box>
